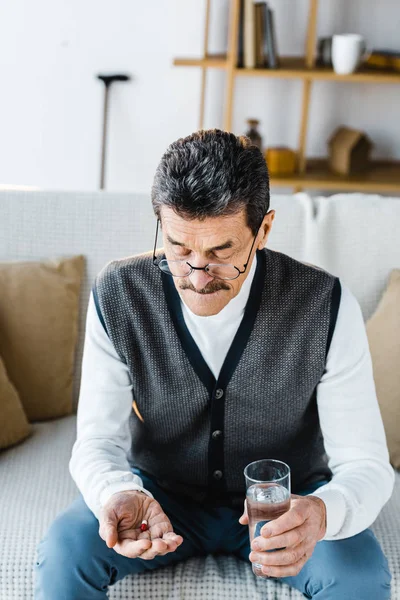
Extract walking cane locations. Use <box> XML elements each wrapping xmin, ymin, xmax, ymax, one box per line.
<box><xmin>96</xmin><ymin>73</ymin><xmax>131</xmax><ymax>190</ymax></box>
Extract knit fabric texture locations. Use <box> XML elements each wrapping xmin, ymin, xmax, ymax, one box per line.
<box><xmin>94</xmin><ymin>247</ymin><xmax>340</xmax><ymax>509</ymax></box>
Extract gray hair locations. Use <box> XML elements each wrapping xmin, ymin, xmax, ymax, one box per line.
<box><xmin>151</xmin><ymin>128</ymin><xmax>270</xmax><ymax>236</ymax></box>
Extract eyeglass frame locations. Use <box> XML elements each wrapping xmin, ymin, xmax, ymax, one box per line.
<box><xmin>152</xmin><ymin>213</ymin><xmax>266</xmax><ymax>280</ymax></box>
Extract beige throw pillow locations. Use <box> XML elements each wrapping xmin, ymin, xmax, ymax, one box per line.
<box><xmin>0</xmin><ymin>255</ymin><xmax>85</xmax><ymax>421</ymax></box>
<box><xmin>366</xmin><ymin>269</ymin><xmax>400</xmax><ymax>469</ymax></box>
<box><xmin>0</xmin><ymin>353</ymin><xmax>31</xmax><ymax>449</ymax></box>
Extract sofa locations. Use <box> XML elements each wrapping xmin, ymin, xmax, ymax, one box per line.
<box><xmin>0</xmin><ymin>189</ymin><xmax>399</xmax><ymax>600</ymax></box>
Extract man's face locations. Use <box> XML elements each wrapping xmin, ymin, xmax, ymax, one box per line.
<box><xmin>160</xmin><ymin>206</ymin><xmax>275</xmax><ymax>316</ymax></box>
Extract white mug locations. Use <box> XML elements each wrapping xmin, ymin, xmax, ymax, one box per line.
<box><xmin>332</xmin><ymin>34</ymin><xmax>369</xmax><ymax>75</ymax></box>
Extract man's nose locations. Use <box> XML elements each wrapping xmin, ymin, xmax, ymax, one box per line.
<box><xmin>188</xmin><ymin>266</ymin><xmax>214</xmax><ymax>291</ymax></box>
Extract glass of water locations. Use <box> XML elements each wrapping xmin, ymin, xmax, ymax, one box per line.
<box><xmin>244</xmin><ymin>459</ymin><xmax>291</xmax><ymax>578</ymax></box>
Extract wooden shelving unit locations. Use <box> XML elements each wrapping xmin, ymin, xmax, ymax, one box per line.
<box><xmin>174</xmin><ymin>55</ymin><xmax>400</xmax><ymax>84</ymax></box>
<box><xmin>173</xmin><ymin>0</ymin><xmax>400</xmax><ymax>194</ymax></box>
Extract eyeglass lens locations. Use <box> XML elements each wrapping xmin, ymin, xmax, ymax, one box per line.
<box><xmin>158</xmin><ymin>259</ymin><xmax>239</xmax><ymax>280</ymax></box>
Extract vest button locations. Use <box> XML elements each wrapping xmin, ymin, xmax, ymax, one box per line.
<box><xmin>215</xmin><ymin>388</ymin><xmax>224</xmax><ymax>399</ymax></box>
<box><xmin>213</xmin><ymin>470</ymin><xmax>223</xmax><ymax>480</ymax></box>
<box><xmin>212</xmin><ymin>430</ymin><xmax>223</xmax><ymax>439</ymax></box>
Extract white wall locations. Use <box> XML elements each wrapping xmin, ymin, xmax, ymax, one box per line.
<box><xmin>0</xmin><ymin>0</ymin><xmax>399</xmax><ymax>193</ymax></box>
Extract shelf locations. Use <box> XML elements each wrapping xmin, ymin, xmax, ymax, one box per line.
<box><xmin>269</xmin><ymin>159</ymin><xmax>400</xmax><ymax>192</ymax></box>
<box><xmin>235</xmin><ymin>57</ymin><xmax>400</xmax><ymax>83</ymax></box>
<box><xmin>173</xmin><ymin>54</ymin><xmax>228</xmax><ymax>69</ymax></box>
<box><xmin>174</xmin><ymin>55</ymin><xmax>400</xmax><ymax>83</ymax></box>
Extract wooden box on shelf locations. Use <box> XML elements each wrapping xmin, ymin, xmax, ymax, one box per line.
<box><xmin>328</xmin><ymin>126</ymin><xmax>373</xmax><ymax>175</ymax></box>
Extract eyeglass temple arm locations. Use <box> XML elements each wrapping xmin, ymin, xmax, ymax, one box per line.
<box><xmin>241</xmin><ymin>216</ymin><xmax>265</xmax><ymax>271</ymax></box>
<box><xmin>153</xmin><ymin>218</ymin><xmax>160</xmax><ymax>263</ymax></box>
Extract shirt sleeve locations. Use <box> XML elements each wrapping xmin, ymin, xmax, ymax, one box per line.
<box><xmin>308</xmin><ymin>280</ymin><xmax>395</xmax><ymax>540</ymax></box>
<box><xmin>69</xmin><ymin>290</ymin><xmax>154</xmax><ymax>520</ymax></box>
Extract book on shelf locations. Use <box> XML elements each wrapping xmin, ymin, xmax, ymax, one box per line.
<box><xmin>244</xmin><ymin>0</ymin><xmax>256</xmax><ymax>68</ymax></box>
<box><xmin>240</xmin><ymin>1</ymin><xmax>279</xmax><ymax>69</ymax></box>
<box><xmin>266</xmin><ymin>4</ymin><xmax>279</xmax><ymax>68</ymax></box>
<box><xmin>237</xmin><ymin>0</ymin><xmax>245</xmax><ymax>68</ymax></box>
<box><xmin>255</xmin><ymin>2</ymin><xmax>268</xmax><ymax>67</ymax></box>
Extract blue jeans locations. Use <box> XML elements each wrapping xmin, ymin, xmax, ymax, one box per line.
<box><xmin>34</xmin><ymin>467</ymin><xmax>392</xmax><ymax>599</ymax></box>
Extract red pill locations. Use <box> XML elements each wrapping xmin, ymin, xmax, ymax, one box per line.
<box><xmin>140</xmin><ymin>519</ymin><xmax>148</xmax><ymax>532</ymax></box>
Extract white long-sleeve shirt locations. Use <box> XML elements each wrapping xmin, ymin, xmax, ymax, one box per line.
<box><xmin>69</xmin><ymin>253</ymin><xmax>395</xmax><ymax>540</ymax></box>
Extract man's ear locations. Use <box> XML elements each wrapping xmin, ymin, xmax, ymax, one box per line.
<box><xmin>258</xmin><ymin>210</ymin><xmax>275</xmax><ymax>249</ymax></box>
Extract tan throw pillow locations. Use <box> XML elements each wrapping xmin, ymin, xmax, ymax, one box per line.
<box><xmin>0</xmin><ymin>255</ymin><xmax>85</xmax><ymax>421</ymax></box>
<box><xmin>0</xmin><ymin>353</ymin><xmax>31</xmax><ymax>449</ymax></box>
<box><xmin>366</xmin><ymin>269</ymin><xmax>400</xmax><ymax>469</ymax></box>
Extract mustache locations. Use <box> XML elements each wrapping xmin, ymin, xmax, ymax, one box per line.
<box><xmin>179</xmin><ymin>281</ymin><xmax>230</xmax><ymax>294</ymax></box>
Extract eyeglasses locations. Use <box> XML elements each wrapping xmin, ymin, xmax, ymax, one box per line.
<box><xmin>152</xmin><ymin>215</ymin><xmax>265</xmax><ymax>281</ymax></box>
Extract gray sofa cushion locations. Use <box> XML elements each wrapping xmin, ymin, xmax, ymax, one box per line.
<box><xmin>0</xmin><ymin>416</ymin><xmax>399</xmax><ymax>599</ymax></box>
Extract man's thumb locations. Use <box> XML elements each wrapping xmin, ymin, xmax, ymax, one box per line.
<box><xmin>100</xmin><ymin>517</ymin><xmax>118</xmax><ymax>548</ymax></box>
<box><xmin>238</xmin><ymin>499</ymin><xmax>249</xmax><ymax>525</ymax></box>
<box><xmin>238</xmin><ymin>512</ymin><xmax>249</xmax><ymax>525</ymax></box>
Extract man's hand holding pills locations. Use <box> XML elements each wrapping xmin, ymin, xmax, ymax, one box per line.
<box><xmin>239</xmin><ymin>493</ymin><xmax>327</xmax><ymax>577</ymax></box>
<box><xmin>99</xmin><ymin>490</ymin><xmax>183</xmax><ymax>559</ymax></box>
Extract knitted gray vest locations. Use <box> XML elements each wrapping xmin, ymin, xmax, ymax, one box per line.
<box><xmin>93</xmin><ymin>247</ymin><xmax>341</xmax><ymax>509</ymax></box>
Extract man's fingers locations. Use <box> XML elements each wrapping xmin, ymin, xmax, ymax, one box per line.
<box><xmin>260</xmin><ymin>505</ymin><xmax>305</xmax><ymax>538</ymax></box>
<box><xmin>116</xmin><ymin>524</ymin><xmax>182</xmax><ymax>547</ymax></box>
<box><xmin>135</xmin><ymin>532</ymin><xmax>183</xmax><ymax>560</ymax></box>
<box><xmin>252</xmin><ymin>524</ymin><xmax>307</xmax><ymax>552</ymax></box>
<box><xmin>136</xmin><ymin>539</ymin><xmax>170</xmax><ymax>560</ymax></box>
<box><xmin>114</xmin><ymin>532</ymin><xmax>183</xmax><ymax>560</ymax></box>
<box><xmin>148</xmin><ymin>520</ymin><xmax>175</xmax><ymax>539</ymax></box>
<box><xmin>259</xmin><ymin>550</ymin><xmax>309</xmax><ymax>578</ymax></box>
<box><xmin>113</xmin><ymin>538</ymin><xmax>153</xmax><ymax>559</ymax></box>
<box><xmin>161</xmin><ymin>531</ymin><xmax>184</xmax><ymax>547</ymax></box>
<box><xmin>250</xmin><ymin>541</ymin><xmax>307</xmax><ymax>567</ymax></box>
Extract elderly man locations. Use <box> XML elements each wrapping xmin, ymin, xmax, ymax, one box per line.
<box><xmin>35</xmin><ymin>129</ymin><xmax>394</xmax><ymax>599</ymax></box>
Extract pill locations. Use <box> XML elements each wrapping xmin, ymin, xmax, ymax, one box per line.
<box><xmin>140</xmin><ymin>519</ymin><xmax>148</xmax><ymax>532</ymax></box>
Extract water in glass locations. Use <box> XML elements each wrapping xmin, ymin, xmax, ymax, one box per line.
<box><xmin>246</xmin><ymin>482</ymin><xmax>291</xmax><ymax>578</ymax></box>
